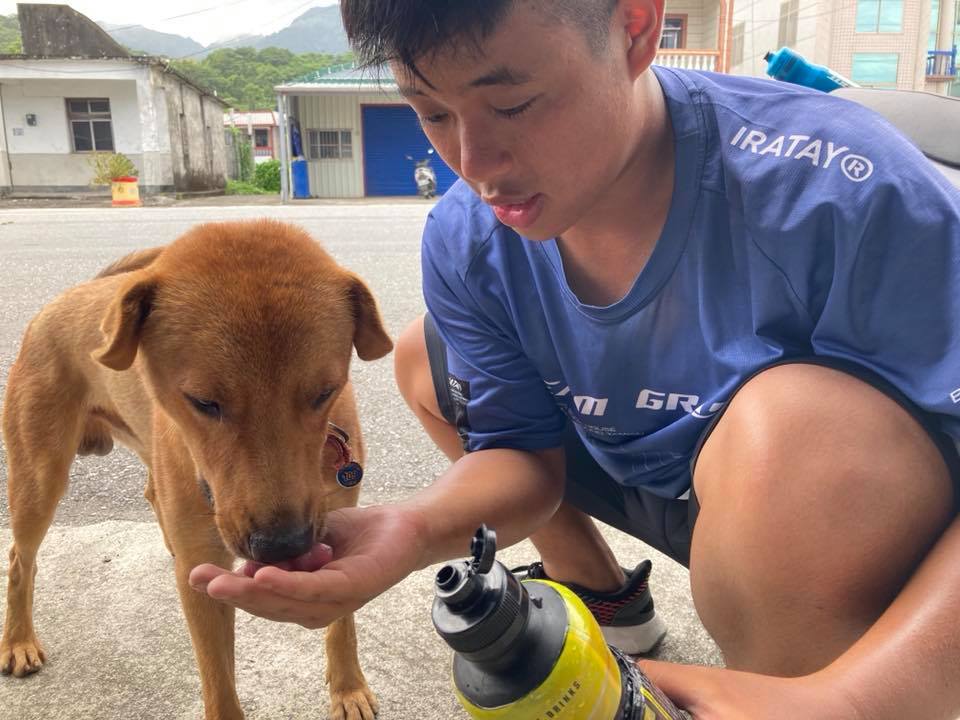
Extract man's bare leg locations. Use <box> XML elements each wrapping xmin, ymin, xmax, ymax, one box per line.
<box><xmin>690</xmin><ymin>364</ymin><xmax>954</xmax><ymax>676</ymax></box>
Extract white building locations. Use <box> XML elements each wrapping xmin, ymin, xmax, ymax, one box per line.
<box><xmin>0</xmin><ymin>4</ymin><xmax>228</xmax><ymax>196</ymax></box>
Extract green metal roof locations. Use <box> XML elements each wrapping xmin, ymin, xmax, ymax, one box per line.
<box><xmin>287</xmin><ymin>62</ymin><xmax>396</xmax><ymax>86</ymax></box>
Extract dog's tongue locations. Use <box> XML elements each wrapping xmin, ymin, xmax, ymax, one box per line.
<box><xmin>241</xmin><ymin>542</ymin><xmax>333</xmax><ymax>578</ymax></box>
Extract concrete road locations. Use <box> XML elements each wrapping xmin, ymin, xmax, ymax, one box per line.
<box><xmin>0</xmin><ymin>204</ymin><xmax>721</xmax><ymax>720</ymax></box>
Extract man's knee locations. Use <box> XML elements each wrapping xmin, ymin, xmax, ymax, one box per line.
<box><xmin>694</xmin><ymin>363</ymin><xmax>953</xmax><ymax>526</ymax></box>
<box><xmin>689</xmin><ymin>363</ymin><xmax>955</xmax><ymax>674</ymax></box>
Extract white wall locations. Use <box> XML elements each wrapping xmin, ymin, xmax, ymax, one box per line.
<box><xmin>1</xmin><ymin>78</ymin><xmax>141</xmax><ymax>154</ymax></box>
<box><xmin>0</xmin><ymin>59</ymin><xmax>149</xmax><ymax>189</ymax></box>
<box><xmin>1</xmin><ymin>78</ymin><xmax>142</xmax><ymax>188</ymax></box>
<box><xmin>0</xmin><ymin>59</ymin><xmax>224</xmax><ymax>192</ymax></box>
<box><xmin>0</xmin><ymin>61</ymin><xmax>146</xmax><ymax>147</ymax></box>
<box><xmin>729</xmin><ymin>0</ymin><xmax>811</xmax><ymax>78</ymax></box>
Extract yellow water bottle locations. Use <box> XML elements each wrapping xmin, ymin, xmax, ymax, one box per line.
<box><xmin>432</xmin><ymin>526</ymin><xmax>688</xmax><ymax>720</ymax></box>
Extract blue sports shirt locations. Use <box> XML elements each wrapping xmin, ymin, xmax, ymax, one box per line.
<box><xmin>422</xmin><ymin>66</ymin><xmax>960</xmax><ymax>500</ymax></box>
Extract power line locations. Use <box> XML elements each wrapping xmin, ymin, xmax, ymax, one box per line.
<box><xmin>104</xmin><ymin>0</ymin><xmax>260</xmax><ymax>35</ymax></box>
<box><xmin>172</xmin><ymin>0</ymin><xmax>323</xmax><ymax>60</ymax></box>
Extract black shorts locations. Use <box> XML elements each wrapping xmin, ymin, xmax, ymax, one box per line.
<box><xmin>424</xmin><ymin>313</ymin><xmax>960</xmax><ymax>568</ymax></box>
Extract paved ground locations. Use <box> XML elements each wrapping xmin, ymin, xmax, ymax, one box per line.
<box><xmin>0</xmin><ymin>203</ymin><xmax>721</xmax><ymax>720</ymax></box>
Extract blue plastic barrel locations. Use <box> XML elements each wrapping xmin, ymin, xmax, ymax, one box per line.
<box><xmin>764</xmin><ymin>47</ymin><xmax>858</xmax><ymax>92</ymax></box>
<box><xmin>291</xmin><ymin>157</ymin><xmax>310</xmax><ymax>198</ymax></box>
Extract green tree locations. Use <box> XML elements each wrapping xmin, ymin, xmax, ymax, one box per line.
<box><xmin>172</xmin><ymin>47</ymin><xmax>352</xmax><ymax>111</ymax></box>
<box><xmin>1</xmin><ymin>14</ymin><xmax>22</xmax><ymax>53</ymax></box>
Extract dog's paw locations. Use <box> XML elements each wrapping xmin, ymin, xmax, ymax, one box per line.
<box><xmin>0</xmin><ymin>636</ymin><xmax>47</xmax><ymax>677</ymax></box>
<box><xmin>329</xmin><ymin>685</ymin><xmax>379</xmax><ymax>720</ymax></box>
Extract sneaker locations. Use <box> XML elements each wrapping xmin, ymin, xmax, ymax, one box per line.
<box><xmin>512</xmin><ymin>559</ymin><xmax>667</xmax><ymax>655</ymax></box>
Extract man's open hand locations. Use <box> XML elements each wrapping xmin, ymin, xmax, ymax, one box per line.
<box><xmin>189</xmin><ymin>504</ymin><xmax>428</xmax><ymax>629</ymax></box>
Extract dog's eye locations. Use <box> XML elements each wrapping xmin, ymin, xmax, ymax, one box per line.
<box><xmin>311</xmin><ymin>390</ymin><xmax>333</xmax><ymax>410</ymax></box>
<box><xmin>185</xmin><ymin>394</ymin><xmax>222</xmax><ymax>419</ymax></box>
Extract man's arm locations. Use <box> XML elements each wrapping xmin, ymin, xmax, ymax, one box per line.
<box><xmin>823</xmin><ymin>512</ymin><xmax>960</xmax><ymax>719</ymax></box>
<box><xmin>402</xmin><ymin>446</ymin><xmax>566</xmax><ymax>569</ymax></box>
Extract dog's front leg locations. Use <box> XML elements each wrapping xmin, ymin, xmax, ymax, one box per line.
<box><xmin>173</xmin><ymin>548</ymin><xmax>244</xmax><ymax>720</ymax></box>
<box><xmin>155</xmin><ymin>458</ymin><xmax>244</xmax><ymax>719</ymax></box>
<box><xmin>325</xmin><ymin>613</ymin><xmax>378</xmax><ymax>720</ymax></box>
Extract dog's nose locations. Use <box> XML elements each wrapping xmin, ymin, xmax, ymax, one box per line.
<box><xmin>248</xmin><ymin>524</ymin><xmax>314</xmax><ymax>563</ymax></box>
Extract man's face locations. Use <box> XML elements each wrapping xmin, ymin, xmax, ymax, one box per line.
<box><xmin>393</xmin><ymin>3</ymin><xmax>640</xmax><ymax>240</ymax></box>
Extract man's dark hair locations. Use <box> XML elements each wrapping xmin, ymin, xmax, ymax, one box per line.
<box><xmin>341</xmin><ymin>0</ymin><xmax>620</xmax><ymax>69</ymax></box>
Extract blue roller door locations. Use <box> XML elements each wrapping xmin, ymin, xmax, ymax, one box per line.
<box><xmin>361</xmin><ymin>105</ymin><xmax>458</xmax><ymax>196</ymax></box>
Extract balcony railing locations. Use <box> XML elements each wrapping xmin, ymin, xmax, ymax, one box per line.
<box><xmin>927</xmin><ymin>46</ymin><xmax>957</xmax><ymax>79</ymax></box>
<box><xmin>655</xmin><ymin>49</ymin><xmax>721</xmax><ymax>72</ymax></box>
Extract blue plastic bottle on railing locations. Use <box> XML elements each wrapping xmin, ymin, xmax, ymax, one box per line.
<box><xmin>764</xmin><ymin>47</ymin><xmax>859</xmax><ymax>92</ymax></box>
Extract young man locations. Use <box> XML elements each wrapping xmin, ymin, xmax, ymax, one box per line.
<box><xmin>191</xmin><ymin>1</ymin><xmax>960</xmax><ymax>715</ymax></box>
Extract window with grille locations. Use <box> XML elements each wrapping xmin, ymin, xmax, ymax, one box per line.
<box><xmin>67</xmin><ymin>98</ymin><xmax>114</xmax><ymax>152</ymax></box>
<box><xmin>660</xmin><ymin>15</ymin><xmax>687</xmax><ymax>49</ymax></box>
<box><xmin>254</xmin><ymin>128</ymin><xmax>269</xmax><ymax>148</ymax></box>
<box><xmin>778</xmin><ymin>0</ymin><xmax>800</xmax><ymax>48</ymax></box>
<box><xmin>307</xmin><ymin>129</ymin><xmax>353</xmax><ymax>160</ymax></box>
<box><xmin>855</xmin><ymin>0</ymin><xmax>904</xmax><ymax>33</ymax></box>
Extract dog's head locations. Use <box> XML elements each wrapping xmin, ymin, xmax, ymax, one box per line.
<box><xmin>92</xmin><ymin>220</ymin><xmax>392</xmax><ymax>564</ymax></box>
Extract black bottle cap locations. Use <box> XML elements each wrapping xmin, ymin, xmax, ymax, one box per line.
<box><xmin>432</xmin><ymin>525</ymin><xmax>528</xmax><ymax>658</ymax></box>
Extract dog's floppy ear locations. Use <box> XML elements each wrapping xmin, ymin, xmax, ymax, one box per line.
<box><xmin>92</xmin><ymin>273</ymin><xmax>158</xmax><ymax>371</ymax></box>
<box><xmin>348</xmin><ymin>275</ymin><xmax>393</xmax><ymax>360</ymax></box>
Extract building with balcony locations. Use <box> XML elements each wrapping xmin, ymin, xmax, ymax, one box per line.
<box><xmin>729</xmin><ymin>0</ymin><xmax>959</xmax><ymax>95</ymax></box>
<box><xmin>654</xmin><ymin>0</ymin><xmax>735</xmax><ymax>72</ymax></box>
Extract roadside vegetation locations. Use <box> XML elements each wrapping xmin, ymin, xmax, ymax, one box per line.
<box><xmin>226</xmin><ymin>159</ymin><xmax>281</xmax><ymax>195</ymax></box>
<box><xmin>226</xmin><ymin>180</ymin><xmax>270</xmax><ymax>195</ymax></box>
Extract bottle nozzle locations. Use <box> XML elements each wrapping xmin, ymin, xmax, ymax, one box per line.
<box><xmin>434</xmin><ymin>525</ymin><xmax>497</xmax><ymax>610</ymax></box>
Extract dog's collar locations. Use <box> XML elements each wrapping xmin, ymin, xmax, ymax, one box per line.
<box><xmin>326</xmin><ymin>422</ymin><xmax>363</xmax><ymax>488</ymax></box>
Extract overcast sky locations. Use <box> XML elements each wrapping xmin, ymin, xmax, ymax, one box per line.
<box><xmin>0</xmin><ymin>0</ymin><xmax>341</xmax><ymax>45</ymax></box>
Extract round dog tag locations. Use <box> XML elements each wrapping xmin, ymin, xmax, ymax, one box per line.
<box><xmin>337</xmin><ymin>462</ymin><xmax>363</xmax><ymax>488</ymax></box>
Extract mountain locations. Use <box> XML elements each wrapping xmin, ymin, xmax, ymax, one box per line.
<box><xmin>204</xmin><ymin>34</ymin><xmax>262</xmax><ymax>54</ymax></box>
<box><xmin>203</xmin><ymin>7</ymin><xmax>348</xmax><ymax>55</ymax></box>
<box><xmin>3</xmin><ymin>6</ymin><xmax>349</xmax><ymax>60</ymax></box>
<box><xmin>98</xmin><ymin>21</ymin><xmax>205</xmax><ymax>58</ymax></box>
<box><xmin>251</xmin><ymin>6</ymin><xmax>349</xmax><ymax>54</ymax></box>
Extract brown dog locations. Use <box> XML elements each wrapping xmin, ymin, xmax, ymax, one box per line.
<box><xmin>1</xmin><ymin>219</ymin><xmax>392</xmax><ymax>719</ymax></box>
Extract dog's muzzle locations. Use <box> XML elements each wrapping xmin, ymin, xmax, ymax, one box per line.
<box><xmin>248</xmin><ymin>523</ymin><xmax>315</xmax><ymax>564</ymax></box>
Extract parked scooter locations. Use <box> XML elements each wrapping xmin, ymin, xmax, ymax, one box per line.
<box><xmin>406</xmin><ymin>148</ymin><xmax>438</xmax><ymax>199</ymax></box>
